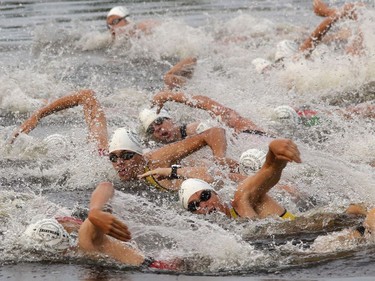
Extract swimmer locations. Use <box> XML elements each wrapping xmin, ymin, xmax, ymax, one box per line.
<box><xmin>140</xmin><ymin>90</ymin><xmax>268</xmax><ymax>144</ymax></box>
<box><xmin>253</xmin><ymin>0</ymin><xmax>365</xmax><ymax>73</ymax></box>
<box><xmin>310</xmin><ymin>204</ymin><xmax>375</xmax><ymax>251</ymax></box>
<box><xmin>140</xmin><ymin>139</ymin><xmax>301</xmax><ymax>220</ymax></box>
<box><xmin>107</xmin><ymin>126</ymin><xmax>240</xmax><ymax>191</ymax></box>
<box><xmin>299</xmin><ymin>0</ymin><xmax>364</xmax><ymax>58</ymax></box>
<box><xmin>23</xmin><ymin>182</ymin><xmax>180</xmax><ymax>270</ymax></box>
<box><xmin>106</xmin><ymin>6</ymin><xmax>160</xmax><ymax>40</ymax></box>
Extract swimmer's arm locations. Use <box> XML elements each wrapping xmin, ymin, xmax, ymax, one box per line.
<box><xmin>11</xmin><ymin>89</ymin><xmax>108</xmax><ymax>151</ymax></box>
<box><xmin>163</xmin><ymin>57</ymin><xmax>197</xmax><ymax>89</ymax></box>
<box><xmin>232</xmin><ymin>140</ymin><xmax>301</xmax><ymax>215</ymax></box>
<box><xmin>138</xmin><ymin>166</ymin><xmax>215</xmax><ymax>183</ymax></box>
<box><xmin>78</xmin><ymin>182</ymin><xmax>144</xmax><ymax>265</ymax></box>
<box><xmin>300</xmin><ymin>2</ymin><xmax>361</xmax><ymax>57</ymax></box>
<box><xmin>152</xmin><ymin>90</ymin><xmax>227</xmax><ymax>116</ymax></box>
<box><xmin>147</xmin><ymin>127</ymin><xmax>227</xmax><ymax>167</ymax></box>
<box><xmin>152</xmin><ymin>91</ymin><xmax>262</xmax><ymax>133</ymax></box>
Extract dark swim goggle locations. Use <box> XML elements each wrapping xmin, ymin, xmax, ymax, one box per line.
<box><xmin>187</xmin><ymin>189</ymin><xmax>212</xmax><ymax>212</ymax></box>
<box><xmin>107</xmin><ymin>15</ymin><xmax>130</xmax><ymax>29</ymax></box>
<box><xmin>146</xmin><ymin>117</ymin><xmax>169</xmax><ymax>135</ymax></box>
<box><xmin>109</xmin><ymin>151</ymin><xmax>136</xmax><ymax>163</ymax></box>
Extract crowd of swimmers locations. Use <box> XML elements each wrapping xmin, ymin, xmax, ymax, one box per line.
<box><xmin>9</xmin><ymin>0</ymin><xmax>375</xmax><ymax>272</ymax></box>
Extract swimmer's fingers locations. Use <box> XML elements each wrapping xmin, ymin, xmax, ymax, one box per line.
<box><xmin>138</xmin><ymin>168</ymin><xmax>171</xmax><ymax>179</ymax></box>
<box><xmin>276</xmin><ymin>145</ymin><xmax>301</xmax><ymax>163</ymax></box>
<box><xmin>109</xmin><ymin>219</ymin><xmax>132</xmax><ymax>241</ymax></box>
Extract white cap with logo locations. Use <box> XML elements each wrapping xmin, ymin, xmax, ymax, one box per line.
<box><xmin>239</xmin><ymin>148</ymin><xmax>267</xmax><ymax>175</ymax></box>
<box><xmin>107</xmin><ymin>6</ymin><xmax>130</xmax><ymax>18</ymax></box>
<box><xmin>139</xmin><ymin>108</ymin><xmax>172</xmax><ymax>132</ymax></box>
<box><xmin>23</xmin><ymin>218</ymin><xmax>72</xmax><ymax>251</ymax></box>
<box><xmin>272</xmin><ymin>105</ymin><xmax>300</xmax><ymax>125</ymax></box>
<box><xmin>108</xmin><ymin>128</ymin><xmax>144</xmax><ymax>154</ymax></box>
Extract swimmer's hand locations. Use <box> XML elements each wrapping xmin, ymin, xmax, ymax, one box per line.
<box><xmin>138</xmin><ymin>168</ymin><xmax>172</xmax><ymax>179</ymax></box>
<box><xmin>151</xmin><ymin>91</ymin><xmax>172</xmax><ymax>114</ymax></box>
<box><xmin>269</xmin><ymin>139</ymin><xmax>302</xmax><ymax>163</ymax></box>
<box><xmin>88</xmin><ymin>209</ymin><xmax>132</xmax><ymax>242</ymax></box>
<box><xmin>9</xmin><ymin>114</ymin><xmax>40</xmax><ymax>144</ymax></box>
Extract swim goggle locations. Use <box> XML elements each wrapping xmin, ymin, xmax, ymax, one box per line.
<box><xmin>107</xmin><ymin>15</ymin><xmax>129</xmax><ymax>29</ymax></box>
<box><xmin>146</xmin><ymin>117</ymin><xmax>169</xmax><ymax>135</ymax></box>
<box><xmin>187</xmin><ymin>189</ymin><xmax>212</xmax><ymax>212</ymax></box>
<box><xmin>109</xmin><ymin>151</ymin><xmax>136</xmax><ymax>163</ymax></box>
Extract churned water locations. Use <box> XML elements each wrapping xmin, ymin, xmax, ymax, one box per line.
<box><xmin>1</xmin><ymin>0</ymin><xmax>375</xmax><ymax>280</ymax></box>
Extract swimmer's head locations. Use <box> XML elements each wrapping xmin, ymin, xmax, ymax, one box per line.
<box><xmin>274</xmin><ymin>40</ymin><xmax>298</xmax><ymax>62</ymax></box>
<box><xmin>109</xmin><ymin>128</ymin><xmax>144</xmax><ymax>181</ymax></box>
<box><xmin>239</xmin><ymin>148</ymin><xmax>266</xmax><ymax>175</ymax></box>
<box><xmin>106</xmin><ymin>6</ymin><xmax>131</xmax><ymax>37</ymax></box>
<box><xmin>108</xmin><ymin>128</ymin><xmax>144</xmax><ymax>155</ymax></box>
<box><xmin>139</xmin><ymin>108</ymin><xmax>172</xmax><ymax>133</ymax></box>
<box><xmin>23</xmin><ymin>218</ymin><xmax>72</xmax><ymax>251</ymax></box>
<box><xmin>179</xmin><ymin>178</ymin><xmax>215</xmax><ymax>210</ymax></box>
<box><xmin>272</xmin><ymin>105</ymin><xmax>300</xmax><ymax>125</ymax></box>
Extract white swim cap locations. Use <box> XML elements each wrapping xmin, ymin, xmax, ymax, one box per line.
<box><xmin>23</xmin><ymin>218</ymin><xmax>71</xmax><ymax>251</ymax></box>
<box><xmin>107</xmin><ymin>6</ymin><xmax>130</xmax><ymax>18</ymax></box>
<box><xmin>179</xmin><ymin>178</ymin><xmax>214</xmax><ymax>210</ymax></box>
<box><xmin>108</xmin><ymin>128</ymin><xmax>144</xmax><ymax>154</ymax></box>
<box><xmin>43</xmin><ymin>134</ymin><xmax>69</xmax><ymax>155</ymax></box>
<box><xmin>274</xmin><ymin>40</ymin><xmax>298</xmax><ymax>61</ymax></box>
<box><xmin>272</xmin><ymin>105</ymin><xmax>300</xmax><ymax>125</ymax></box>
<box><xmin>139</xmin><ymin>108</ymin><xmax>172</xmax><ymax>132</ymax></box>
<box><xmin>252</xmin><ymin>58</ymin><xmax>272</xmax><ymax>74</ymax></box>
<box><xmin>239</xmin><ymin>149</ymin><xmax>267</xmax><ymax>175</ymax></box>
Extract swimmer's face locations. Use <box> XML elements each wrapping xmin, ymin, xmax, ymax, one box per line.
<box><xmin>147</xmin><ymin>118</ymin><xmax>178</xmax><ymax>143</ymax></box>
<box><xmin>187</xmin><ymin>189</ymin><xmax>223</xmax><ymax>215</ymax></box>
<box><xmin>106</xmin><ymin>15</ymin><xmax>129</xmax><ymax>38</ymax></box>
<box><xmin>109</xmin><ymin>150</ymin><xmax>143</xmax><ymax>181</ymax></box>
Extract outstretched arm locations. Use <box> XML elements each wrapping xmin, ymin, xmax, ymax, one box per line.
<box><xmin>78</xmin><ymin>182</ymin><xmax>145</xmax><ymax>265</ymax></box>
<box><xmin>232</xmin><ymin>139</ymin><xmax>301</xmax><ymax>219</ymax></box>
<box><xmin>152</xmin><ymin>90</ymin><xmax>264</xmax><ymax>133</ymax></box>
<box><xmin>11</xmin><ymin>89</ymin><xmax>109</xmax><ymax>152</ymax></box>
<box><xmin>147</xmin><ymin>127</ymin><xmax>235</xmax><ymax>168</ymax></box>
<box><xmin>139</xmin><ymin>166</ymin><xmax>215</xmax><ymax>183</ymax></box>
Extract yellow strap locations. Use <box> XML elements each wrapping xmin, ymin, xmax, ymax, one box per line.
<box><xmin>280</xmin><ymin>211</ymin><xmax>296</xmax><ymax>220</ymax></box>
<box><xmin>144</xmin><ymin>167</ymin><xmax>169</xmax><ymax>192</ymax></box>
<box><xmin>229</xmin><ymin>207</ymin><xmax>239</xmax><ymax>219</ymax></box>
